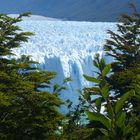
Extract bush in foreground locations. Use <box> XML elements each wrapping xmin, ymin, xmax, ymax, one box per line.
<box><xmin>0</xmin><ymin>13</ymin><xmax>63</xmax><ymax>140</ymax></box>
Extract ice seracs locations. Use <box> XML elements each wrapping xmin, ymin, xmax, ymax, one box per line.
<box><xmin>14</xmin><ymin>19</ymin><xmax>117</xmax><ymax>107</ymax></box>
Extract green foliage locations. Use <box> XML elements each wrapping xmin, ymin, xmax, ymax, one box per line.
<box><xmin>86</xmin><ymin>111</ymin><xmax>111</xmax><ymax>130</ymax></box>
<box><xmin>82</xmin><ymin>5</ymin><xmax>140</xmax><ymax>139</ymax></box>
<box><xmin>105</xmin><ymin>5</ymin><xmax>140</xmax><ymax>138</ymax></box>
<box><xmin>83</xmin><ymin>74</ymin><xmax>100</xmax><ymax>83</ymax></box>
<box><xmin>104</xmin><ymin>4</ymin><xmax>140</xmax><ymax>96</ymax></box>
<box><xmin>115</xmin><ymin>90</ymin><xmax>134</xmax><ymax>114</ymax></box>
<box><xmin>82</xmin><ymin>54</ymin><xmax>139</xmax><ymax>139</ymax></box>
<box><xmin>0</xmin><ymin>13</ymin><xmax>63</xmax><ymax>140</ymax></box>
<box><xmin>59</xmin><ymin>97</ymin><xmax>94</xmax><ymax>140</ymax></box>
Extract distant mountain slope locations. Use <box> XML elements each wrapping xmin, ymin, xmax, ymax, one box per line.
<box><xmin>0</xmin><ymin>0</ymin><xmax>140</xmax><ymax>21</ymax></box>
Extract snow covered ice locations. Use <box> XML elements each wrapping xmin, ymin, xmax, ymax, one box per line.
<box><xmin>14</xmin><ymin>19</ymin><xmax>117</xmax><ymax>109</ymax></box>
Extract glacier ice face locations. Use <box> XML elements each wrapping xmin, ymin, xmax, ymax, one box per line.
<box><xmin>14</xmin><ymin>20</ymin><xmax>117</xmax><ymax>108</ymax></box>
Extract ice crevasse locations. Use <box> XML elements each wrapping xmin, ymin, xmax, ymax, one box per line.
<box><xmin>14</xmin><ymin>20</ymin><xmax>117</xmax><ymax>107</ymax></box>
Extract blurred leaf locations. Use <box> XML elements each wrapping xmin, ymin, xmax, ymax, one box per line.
<box><xmin>84</xmin><ymin>87</ymin><xmax>101</xmax><ymax>95</ymax></box>
<box><xmin>115</xmin><ymin>90</ymin><xmax>134</xmax><ymax>113</ymax></box>
<box><xmin>19</xmin><ymin>12</ymin><xmax>32</xmax><ymax>18</ymax></box>
<box><xmin>100</xmin><ymin>80</ymin><xmax>107</xmax><ymax>88</ymax></box>
<box><xmin>84</xmin><ymin>93</ymin><xmax>91</xmax><ymax>101</ymax></box>
<box><xmin>100</xmin><ymin>58</ymin><xmax>106</xmax><ymax>70</ymax></box>
<box><xmin>86</xmin><ymin>111</ymin><xmax>111</xmax><ymax>130</ymax></box>
<box><xmin>107</xmin><ymin>103</ymin><xmax>114</xmax><ymax>118</ymax></box>
<box><xmin>95</xmin><ymin>97</ymin><xmax>102</xmax><ymax>111</ymax></box>
<box><xmin>116</xmin><ymin>112</ymin><xmax>126</xmax><ymax>127</ymax></box>
<box><xmin>83</xmin><ymin>74</ymin><xmax>99</xmax><ymax>83</ymax></box>
<box><xmin>123</xmin><ymin>125</ymin><xmax>134</xmax><ymax>136</ymax></box>
<box><xmin>100</xmin><ymin>128</ymin><xmax>109</xmax><ymax>136</ymax></box>
<box><xmin>101</xmin><ymin>84</ymin><xmax>109</xmax><ymax>100</ymax></box>
<box><xmin>53</xmin><ymin>84</ymin><xmax>60</xmax><ymax>92</ymax></box>
<box><xmin>93</xmin><ymin>60</ymin><xmax>99</xmax><ymax>68</ymax></box>
<box><xmin>102</xmin><ymin>64</ymin><xmax>111</xmax><ymax>76</ymax></box>
<box><xmin>63</xmin><ymin>77</ymin><xmax>72</xmax><ymax>84</ymax></box>
<box><xmin>135</xmin><ymin>84</ymin><xmax>140</xmax><ymax>95</ymax></box>
<box><xmin>57</xmin><ymin>86</ymin><xmax>67</xmax><ymax>92</ymax></box>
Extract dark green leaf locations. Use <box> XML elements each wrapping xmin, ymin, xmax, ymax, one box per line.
<box><xmin>116</xmin><ymin>112</ymin><xmax>126</xmax><ymax>127</ymax></box>
<box><xmin>101</xmin><ymin>84</ymin><xmax>109</xmax><ymax>100</ymax></box>
<box><xmin>100</xmin><ymin>58</ymin><xmax>106</xmax><ymax>71</ymax></box>
<box><xmin>123</xmin><ymin>125</ymin><xmax>134</xmax><ymax>136</ymax></box>
<box><xmin>63</xmin><ymin>77</ymin><xmax>72</xmax><ymax>84</ymax></box>
<box><xmin>53</xmin><ymin>84</ymin><xmax>60</xmax><ymax>92</ymax></box>
<box><xmin>115</xmin><ymin>90</ymin><xmax>134</xmax><ymax>114</ymax></box>
<box><xmin>84</xmin><ymin>93</ymin><xmax>91</xmax><ymax>101</ymax></box>
<box><xmin>83</xmin><ymin>74</ymin><xmax>99</xmax><ymax>83</ymax></box>
<box><xmin>100</xmin><ymin>128</ymin><xmax>109</xmax><ymax>136</ymax></box>
<box><xmin>95</xmin><ymin>97</ymin><xmax>102</xmax><ymax>111</ymax></box>
<box><xmin>102</xmin><ymin>64</ymin><xmax>111</xmax><ymax>76</ymax></box>
<box><xmin>86</xmin><ymin>111</ymin><xmax>111</xmax><ymax>130</ymax></box>
<box><xmin>93</xmin><ymin>60</ymin><xmax>99</xmax><ymax>68</ymax></box>
<box><xmin>107</xmin><ymin>103</ymin><xmax>114</xmax><ymax>119</ymax></box>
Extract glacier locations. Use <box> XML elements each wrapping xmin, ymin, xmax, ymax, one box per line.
<box><xmin>14</xmin><ymin>19</ymin><xmax>117</xmax><ymax>110</ymax></box>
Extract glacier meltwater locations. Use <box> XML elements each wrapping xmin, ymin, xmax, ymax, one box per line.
<box><xmin>14</xmin><ymin>19</ymin><xmax>116</xmax><ymax>110</ymax></box>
